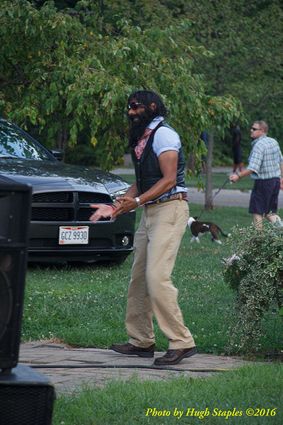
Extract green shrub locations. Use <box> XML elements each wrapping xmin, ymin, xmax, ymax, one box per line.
<box><xmin>223</xmin><ymin>224</ymin><xmax>283</xmax><ymax>354</ymax></box>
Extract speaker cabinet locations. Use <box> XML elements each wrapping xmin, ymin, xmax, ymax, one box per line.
<box><xmin>0</xmin><ymin>177</ymin><xmax>31</xmax><ymax>373</ymax></box>
<box><xmin>0</xmin><ymin>364</ymin><xmax>55</xmax><ymax>425</ymax></box>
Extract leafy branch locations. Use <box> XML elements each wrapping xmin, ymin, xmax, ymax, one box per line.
<box><xmin>223</xmin><ymin>224</ymin><xmax>283</xmax><ymax>354</ymax></box>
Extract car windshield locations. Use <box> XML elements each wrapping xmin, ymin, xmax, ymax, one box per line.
<box><xmin>0</xmin><ymin>120</ymin><xmax>52</xmax><ymax>161</ymax></box>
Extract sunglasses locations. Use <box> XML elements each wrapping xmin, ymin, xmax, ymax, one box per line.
<box><xmin>251</xmin><ymin>127</ymin><xmax>262</xmax><ymax>131</ymax></box>
<box><xmin>127</xmin><ymin>102</ymin><xmax>145</xmax><ymax>110</ymax></box>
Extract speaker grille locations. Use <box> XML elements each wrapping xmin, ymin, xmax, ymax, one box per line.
<box><xmin>0</xmin><ymin>385</ymin><xmax>54</xmax><ymax>425</ymax></box>
<box><xmin>0</xmin><ymin>250</ymin><xmax>27</xmax><ymax>372</ymax></box>
<box><xmin>0</xmin><ymin>178</ymin><xmax>31</xmax><ymax>373</ymax></box>
<box><xmin>0</xmin><ymin>267</ymin><xmax>13</xmax><ymax>340</ymax></box>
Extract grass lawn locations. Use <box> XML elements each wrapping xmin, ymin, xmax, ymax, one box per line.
<box><xmin>53</xmin><ymin>364</ymin><xmax>282</xmax><ymax>425</ymax></box>
<box><xmin>119</xmin><ymin>172</ymin><xmax>254</xmax><ymax>191</ymax></box>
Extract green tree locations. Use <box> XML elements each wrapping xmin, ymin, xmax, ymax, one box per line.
<box><xmin>186</xmin><ymin>0</ymin><xmax>283</xmax><ymax>144</ymax></box>
<box><xmin>0</xmin><ymin>0</ymin><xmax>242</xmax><ymax>169</ymax></box>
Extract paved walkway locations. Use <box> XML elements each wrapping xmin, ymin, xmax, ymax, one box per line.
<box><xmin>19</xmin><ymin>342</ymin><xmax>253</xmax><ymax>394</ymax></box>
<box><xmin>187</xmin><ymin>187</ymin><xmax>282</xmax><ymax>208</ymax></box>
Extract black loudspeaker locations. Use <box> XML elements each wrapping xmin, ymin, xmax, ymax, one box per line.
<box><xmin>0</xmin><ymin>176</ymin><xmax>31</xmax><ymax>373</ymax></box>
<box><xmin>0</xmin><ymin>364</ymin><xmax>55</xmax><ymax>425</ymax></box>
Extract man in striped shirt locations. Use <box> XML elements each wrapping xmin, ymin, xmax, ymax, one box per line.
<box><xmin>230</xmin><ymin>120</ymin><xmax>283</xmax><ymax>228</ymax></box>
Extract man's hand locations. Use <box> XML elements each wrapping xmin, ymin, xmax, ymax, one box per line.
<box><xmin>229</xmin><ymin>173</ymin><xmax>240</xmax><ymax>183</ymax></box>
<box><xmin>280</xmin><ymin>177</ymin><xmax>283</xmax><ymax>190</ymax></box>
<box><xmin>89</xmin><ymin>204</ymin><xmax>114</xmax><ymax>222</ymax></box>
<box><xmin>112</xmin><ymin>196</ymin><xmax>138</xmax><ymax>218</ymax></box>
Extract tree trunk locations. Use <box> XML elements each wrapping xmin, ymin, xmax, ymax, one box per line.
<box><xmin>186</xmin><ymin>153</ymin><xmax>195</xmax><ymax>174</ymax></box>
<box><xmin>56</xmin><ymin>127</ymin><xmax>68</xmax><ymax>162</ymax></box>
<box><xmin>205</xmin><ymin>132</ymin><xmax>214</xmax><ymax>210</ymax></box>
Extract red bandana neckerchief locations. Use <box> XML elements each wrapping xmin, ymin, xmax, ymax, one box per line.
<box><xmin>134</xmin><ymin>128</ymin><xmax>153</xmax><ymax>159</ymax></box>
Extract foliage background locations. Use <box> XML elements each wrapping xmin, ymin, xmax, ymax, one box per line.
<box><xmin>0</xmin><ymin>0</ymin><xmax>282</xmax><ymax>168</ymax></box>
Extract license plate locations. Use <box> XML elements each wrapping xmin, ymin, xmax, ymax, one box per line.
<box><xmin>59</xmin><ymin>226</ymin><xmax>89</xmax><ymax>245</ymax></box>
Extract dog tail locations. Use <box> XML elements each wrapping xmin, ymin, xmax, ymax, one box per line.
<box><xmin>216</xmin><ymin>226</ymin><xmax>230</xmax><ymax>237</ymax></box>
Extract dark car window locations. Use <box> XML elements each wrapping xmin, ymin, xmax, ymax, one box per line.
<box><xmin>0</xmin><ymin>120</ymin><xmax>53</xmax><ymax>161</ymax></box>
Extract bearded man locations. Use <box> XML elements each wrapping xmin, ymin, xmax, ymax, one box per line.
<box><xmin>90</xmin><ymin>90</ymin><xmax>196</xmax><ymax>365</ymax></box>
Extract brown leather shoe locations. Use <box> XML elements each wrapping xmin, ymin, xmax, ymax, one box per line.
<box><xmin>110</xmin><ymin>343</ymin><xmax>155</xmax><ymax>358</ymax></box>
<box><xmin>154</xmin><ymin>347</ymin><xmax>197</xmax><ymax>366</ymax></box>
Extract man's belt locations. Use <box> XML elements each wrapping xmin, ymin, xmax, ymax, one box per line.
<box><xmin>146</xmin><ymin>192</ymin><xmax>188</xmax><ymax>206</ymax></box>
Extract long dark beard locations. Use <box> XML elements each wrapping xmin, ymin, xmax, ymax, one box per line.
<box><xmin>128</xmin><ymin>109</ymin><xmax>155</xmax><ymax>148</ymax></box>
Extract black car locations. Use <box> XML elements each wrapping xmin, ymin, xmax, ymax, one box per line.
<box><xmin>0</xmin><ymin>118</ymin><xmax>135</xmax><ymax>264</ymax></box>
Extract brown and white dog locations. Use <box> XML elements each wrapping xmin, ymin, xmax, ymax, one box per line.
<box><xmin>187</xmin><ymin>217</ymin><xmax>230</xmax><ymax>245</ymax></box>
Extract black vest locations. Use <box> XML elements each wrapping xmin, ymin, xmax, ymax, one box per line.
<box><xmin>131</xmin><ymin>121</ymin><xmax>186</xmax><ymax>195</ymax></box>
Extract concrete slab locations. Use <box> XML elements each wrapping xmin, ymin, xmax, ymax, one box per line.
<box><xmin>188</xmin><ymin>187</ymin><xmax>283</xmax><ymax>208</ymax></box>
<box><xmin>19</xmin><ymin>342</ymin><xmax>253</xmax><ymax>394</ymax></box>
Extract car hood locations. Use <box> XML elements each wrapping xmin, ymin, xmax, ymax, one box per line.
<box><xmin>0</xmin><ymin>158</ymin><xmax>129</xmax><ymax>195</ymax></box>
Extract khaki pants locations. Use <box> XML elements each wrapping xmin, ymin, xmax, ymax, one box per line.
<box><xmin>126</xmin><ymin>200</ymin><xmax>195</xmax><ymax>350</ymax></box>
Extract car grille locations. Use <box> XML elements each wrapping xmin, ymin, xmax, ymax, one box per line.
<box><xmin>32</xmin><ymin>191</ymin><xmax>112</xmax><ymax>222</ymax></box>
<box><xmin>32</xmin><ymin>192</ymin><xmax>73</xmax><ymax>203</ymax></box>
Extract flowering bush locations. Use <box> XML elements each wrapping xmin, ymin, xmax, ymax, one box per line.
<box><xmin>223</xmin><ymin>224</ymin><xmax>283</xmax><ymax>354</ymax></box>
